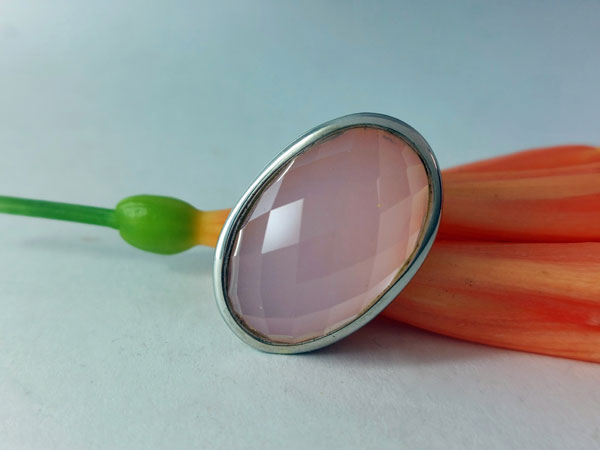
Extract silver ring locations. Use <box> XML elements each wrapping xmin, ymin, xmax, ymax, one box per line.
<box><xmin>214</xmin><ymin>113</ymin><xmax>442</xmax><ymax>353</ymax></box>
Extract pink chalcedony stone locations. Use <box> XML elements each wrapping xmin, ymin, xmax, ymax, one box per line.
<box><xmin>227</xmin><ymin>127</ymin><xmax>429</xmax><ymax>344</ymax></box>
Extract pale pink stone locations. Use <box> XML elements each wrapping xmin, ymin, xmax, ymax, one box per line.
<box><xmin>227</xmin><ymin>127</ymin><xmax>429</xmax><ymax>344</ymax></box>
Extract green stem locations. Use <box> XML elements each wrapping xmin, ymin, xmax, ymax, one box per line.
<box><xmin>0</xmin><ymin>195</ymin><xmax>118</xmax><ymax>229</ymax></box>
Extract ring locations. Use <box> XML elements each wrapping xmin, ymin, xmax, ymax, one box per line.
<box><xmin>214</xmin><ymin>113</ymin><xmax>442</xmax><ymax>353</ymax></box>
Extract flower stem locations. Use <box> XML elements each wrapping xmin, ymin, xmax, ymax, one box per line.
<box><xmin>0</xmin><ymin>195</ymin><xmax>118</xmax><ymax>229</ymax></box>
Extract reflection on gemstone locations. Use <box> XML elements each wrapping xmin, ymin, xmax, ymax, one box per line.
<box><xmin>261</xmin><ymin>199</ymin><xmax>304</xmax><ymax>254</ymax></box>
<box><xmin>227</xmin><ymin>127</ymin><xmax>430</xmax><ymax>344</ymax></box>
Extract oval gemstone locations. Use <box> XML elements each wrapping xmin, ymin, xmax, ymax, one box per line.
<box><xmin>227</xmin><ymin>127</ymin><xmax>429</xmax><ymax>344</ymax></box>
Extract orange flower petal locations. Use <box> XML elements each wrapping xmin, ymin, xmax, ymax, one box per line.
<box><xmin>204</xmin><ymin>146</ymin><xmax>600</xmax><ymax>362</ymax></box>
<box><xmin>383</xmin><ymin>241</ymin><xmax>600</xmax><ymax>362</ymax></box>
<box><xmin>439</xmin><ymin>162</ymin><xmax>600</xmax><ymax>242</ymax></box>
<box><xmin>445</xmin><ymin>145</ymin><xmax>600</xmax><ymax>173</ymax></box>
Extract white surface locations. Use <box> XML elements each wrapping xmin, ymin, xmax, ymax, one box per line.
<box><xmin>1</xmin><ymin>2</ymin><xmax>600</xmax><ymax>449</ymax></box>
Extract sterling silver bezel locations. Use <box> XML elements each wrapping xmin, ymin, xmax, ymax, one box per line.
<box><xmin>213</xmin><ymin>113</ymin><xmax>442</xmax><ymax>354</ymax></box>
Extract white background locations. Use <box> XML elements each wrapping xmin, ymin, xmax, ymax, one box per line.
<box><xmin>1</xmin><ymin>1</ymin><xmax>599</xmax><ymax>449</ymax></box>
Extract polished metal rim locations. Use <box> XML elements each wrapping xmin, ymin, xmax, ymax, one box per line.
<box><xmin>213</xmin><ymin>112</ymin><xmax>442</xmax><ymax>353</ymax></box>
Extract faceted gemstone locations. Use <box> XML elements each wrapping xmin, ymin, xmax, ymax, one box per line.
<box><xmin>227</xmin><ymin>127</ymin><xmax>429</xmax><ymax>344</ymax></box>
